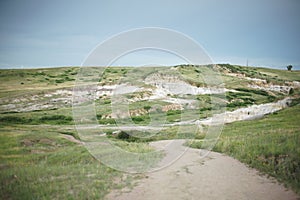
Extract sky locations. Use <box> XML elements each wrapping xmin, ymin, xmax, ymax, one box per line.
<box><xmin>0</xmin><ymin>0</ymin><xmax>299</xmax><ymax>69</ymax></box>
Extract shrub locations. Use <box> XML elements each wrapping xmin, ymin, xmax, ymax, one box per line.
<box><xmin>39</xmin><ymin>115</ymin><xmax>73</xmax><ymax>124</ymax></box>
<box><xmin>166</xmin><ymin>110</ymin><xmax>181</xmax><ymax>116</ymax></box>
<box><xmin>199</xmin><ymin>107</ymin><xmax>212</xmax><ymax>112</ymax></box>
<box><xmin>96</xmin><ymin>114</ymin><xmax>102</xmax><ymax>119</ymax></box>
<box><xmin>65</xmin><ymin>76</ymin><xmax>75</xmax><ymax>81</ymax></box>
<box><xmin>0</xmin><ymin>116</ymin><xmax>32</xmax><ymax>124</ymax></box>
<box><xmin>104</xmin><ymin>99</ymin><xmax>111</xmax><ymax>104</ymax></box>
<box><xmin>143</xmin><ymin>105</ymin><xmax>151</xmax><ymax>111</ymax></box>
<box><xmin>132</xmin><ymin>116</ymin><xmax>144</xmax><ymax>122</ymax></box>
<box><xmin>116</xmin><ymin>131</ymin><xmax>130</xmax><ymax>140</ymax></box>
<box><xmin>0</xmin><ymin>115</ymin><xmax>73</xmax><ymax>125</ymax></box>
<box><xmin>115</xmin><ymin>130</ymin><xmax>151</xmax><ymax>142</ymax></box>
<box><xmin>55</xmin><ymin>79</ymin><xmax>65</xmax><ymax>83</ymax></box>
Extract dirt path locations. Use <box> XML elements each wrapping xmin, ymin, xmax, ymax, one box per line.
<box><xmin>106</xmin><ymin>142</ymin><xmax>299</xmax><ymax>200</ymax></box>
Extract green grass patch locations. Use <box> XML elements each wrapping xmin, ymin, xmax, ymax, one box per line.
<box><xmin>235</xmin><ymin>88</ymin><xmax>269</xmax><ymax>96</ymax></box>
<box><xmin>0</xmin><ymin>114</ymin><xmax>73</xmax><ymax>125</ymax></box>
<box><xmin>0</xmin><ymin>125</ymin><xmax>135</xmax><ymax>200</ymax></box>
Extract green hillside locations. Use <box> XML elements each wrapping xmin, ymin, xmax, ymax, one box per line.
<box><xmin>0</xmin><ymin>64</ymin><xmax>299</xmax><ymax>199</ymax></box>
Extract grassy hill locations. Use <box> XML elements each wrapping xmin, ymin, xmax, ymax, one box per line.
<box><xmin>0</xmin><ymin>64</ymin><xmax>299</xmax><ymax>198</ymax></box>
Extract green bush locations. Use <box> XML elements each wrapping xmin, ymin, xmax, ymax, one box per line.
<box><xmin>143</xmin><ymin>105</ymin><xmax>151</xmax><ymax>111</ymax></box>
<box><xmin>39</xmin><ymin>115</ymin><xmax>73</xmax><ymax>124</ymax></box>
<box><xmin>116</xmin><ymin>131</ymin><xmax>130</xmax><ymax>140</ymax></box>
<box><xmin>0</xmin><ymin>116</ymin><xmax>33</xmax><ymax>124</ymax></box>
<box><xmin>166</xmin><ymin>110</ymin><xmax>181</xmax><ymax>116</ymax></box>
<box><xmin>55</xmin><ymin>79</ymin><xmax>65</xmax><ymax>83</ymax></box>
<box><xmin>104</xmin><ymin>99</ymin><xmax>111</xmax><ymax>104</ymax></box>
<box><xmin>0</xmin><ymin>115</ymin><xmax>73</xmax><ymax>125</ymax></box>
<box><xmin>132</xmin><ymin>116</ymin><xmax>145</xmax><ymax>122</ymax></box>
<box><xmin>115</xmin><ymin>130</ymin><xmax>151</xmax><ymax>142</ymax></box>
<box><xmin>199</xmin><ymin>107</ymin><xmax>212</xmax><ymax>112</ymax></box>
<box><xmin>96</xmin><ymin>114</ymin><xmax>102</xmax><ymax>119</ymax></box>
<box><xmin>65</xmin><ymin>76</ymin><xmax>75</xmax><ymax>81</ymax></box>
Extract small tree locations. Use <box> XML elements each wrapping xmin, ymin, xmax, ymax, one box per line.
<box><xmin>287</xmin><ymin>65</ymin><xmax>293</xmax><ymax>71</ymax></box>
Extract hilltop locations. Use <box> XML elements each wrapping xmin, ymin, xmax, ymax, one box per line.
<box><xmin>1</xmin><ymin>64</ymin><xmax>299</xmax><ymax>115</ymax></box>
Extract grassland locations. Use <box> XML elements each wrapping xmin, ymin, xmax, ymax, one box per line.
<box><xmin>0</xmin><ymin>124</ymin><xmax>121</xmax><ymax>199</ymax></box>
<box><xmin>0</xmin><ymin>122</ymin><xmax>157</xmax><ymax>199</ymax></box>
<box><xmin>256</xmin><ymin>67</ymin><xmax>300</xmax><ymax>82</ymax></box>
<box><xmin>0</xmin><ymin>64</ymin><xmax>299</xmax><ymax>198</ymax></box>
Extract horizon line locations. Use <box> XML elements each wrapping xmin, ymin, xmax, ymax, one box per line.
<box><xmin>0</xmin><ymin>63</ymin><xmax>299</xmax><ymax>71</ymax></box>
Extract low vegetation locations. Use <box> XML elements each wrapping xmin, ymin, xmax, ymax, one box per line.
<box><xmin>0</xmin><ymin>125</ymin><xmax>133</xmax><ymax>199</ymax></box>
<box><xmin>0</xmin><ymin>113</ymin><xmax>73</xmax><ymax>125</ymax></box>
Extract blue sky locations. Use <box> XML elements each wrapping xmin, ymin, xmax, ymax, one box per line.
<box><xmin>0</xmin><ymin>0</ymin><xmax>299</xmax><ymax>69</ymax></box>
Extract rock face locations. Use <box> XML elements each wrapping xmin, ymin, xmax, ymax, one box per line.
<box><xmin>145</xmin><ymin>73</ymin><xmax>183</xmax><ymax>86</ymax></box>
<box><xmin>248</xmin><ymin>83</ymin><xmax>293</xmax><ymax>94</ymax></box>
<box><xmin>145</xmin><ymin>72</ymin><xmax>224</xmax><ymax>96</ymax></box>
<box><xmin>161</xmin><ymin>104</ymin><xmax>182</xmax><ymax>112</ymax></box>
<box><xmin>0</xmin><ymin>89</ymin><xmax>73</xmax><ymax>113</ymax></box>
<box><xmin>199</xmin><ymin>97</ymin><xmax>292</xmax><ymax>126</ymax></box>
<box><xmin>101</xmin><ymin>103</ymin><xmax>182</xmax><ymax>119</ymax></box>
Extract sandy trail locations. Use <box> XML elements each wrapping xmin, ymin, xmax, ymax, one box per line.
<box><xmin>106</xmin><ymin>142</ymin><xmax>299</xmax><ymax>200</ymax></box>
